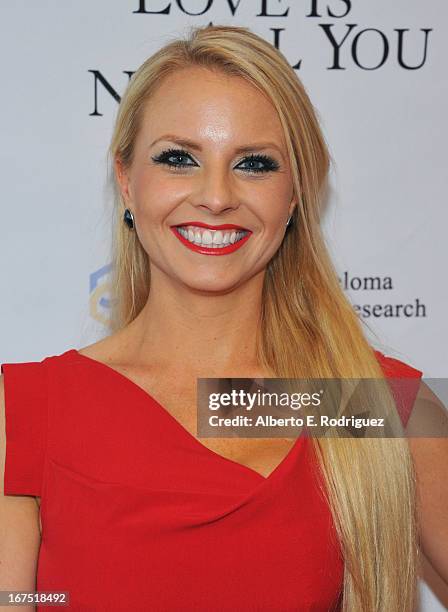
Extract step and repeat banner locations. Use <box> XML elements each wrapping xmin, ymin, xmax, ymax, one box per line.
<box><xmin>1</xmin><ymin>1</ymin><xmax>446</xmax><ymax>609</ymax></box>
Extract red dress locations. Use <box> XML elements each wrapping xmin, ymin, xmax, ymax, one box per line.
<box><xmin>1</xmin><ymin>348</ymin><xmax>422</xmax><ymax>611</ymax></box>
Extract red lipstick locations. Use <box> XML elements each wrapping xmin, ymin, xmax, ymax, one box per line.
<box><xmin>174</xmin><ymin>221</ymin><xmax>249</xmax><ymax>231</ymax></box>
<box><xmin>170</xmin><ymin>224</ymin><xmax>252</xmax><ymax>256</ymax></box>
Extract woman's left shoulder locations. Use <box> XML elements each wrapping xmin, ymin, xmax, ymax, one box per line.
<box><xmin>406</xmin><ymin>399</ymin><xmax>448</xmax><ymax>585</ymax></box>
<box><xmin>373</xmin><ymin>349</ymin><xmax>423</xmax><ymax>428</ymax></box>
<box><xmin>373</xmin><ymin>349</ymin><xmax>423</xmax><ymax>378</ymax></box>
<box><xmin>375</xmin><ymin>351</ymin><xmax>448</xmax><ymax>585</ymax></box>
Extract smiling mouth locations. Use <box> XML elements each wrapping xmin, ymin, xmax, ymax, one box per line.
<box><xmin>171</xmin><ymin>223</ymin><xmax>252</xmax><ymax>255</ymax></box>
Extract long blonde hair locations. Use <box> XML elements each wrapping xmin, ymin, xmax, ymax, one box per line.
<box><xmin>107</xmin><ymin>25</ymin><xmax>418</xmax><ymax>611</ymax></box>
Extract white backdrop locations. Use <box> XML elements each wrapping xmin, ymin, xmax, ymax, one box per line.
<box><xmin>1</xmin><ymin>1</ymin><xmax>446</xmax><ymax>609</ymax></box>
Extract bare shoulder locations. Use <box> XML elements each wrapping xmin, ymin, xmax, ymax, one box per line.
<box><xmin>406</xmin><ymin>379</ymin><xmax>448</xmax><ymax>439</ymax></box>
<box><xmin>406</xmin><ymin>380</ymin><xmax>448</xmax><ymax>585</ymax></box>
<box><xmin>77</xmin><ymin>333</ymin><xmax>131</xmax><ymax>364</ymax></box>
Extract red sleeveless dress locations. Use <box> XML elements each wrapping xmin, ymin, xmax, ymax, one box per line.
<box><xmin>1</xmin><ymin>348</ymin><xmax>422</xmax><ymax>611</ymax></box>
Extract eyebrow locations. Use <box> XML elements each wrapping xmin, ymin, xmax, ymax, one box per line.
<box><xmin>149</xmin><ymin>134</ymin><xmax>284</xmax><ymax>157</ymax></box>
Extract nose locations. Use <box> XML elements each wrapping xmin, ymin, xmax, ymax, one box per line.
<box><xmin>190</xmin><ymin>163</ymin><xmax>239</xmax><ymax>216</ymax></box>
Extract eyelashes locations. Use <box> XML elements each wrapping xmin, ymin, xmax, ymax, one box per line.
<box><xmin>150</xmin><ymin>147</ymin><xmax>280</xmax><ymax>174</ymax></box>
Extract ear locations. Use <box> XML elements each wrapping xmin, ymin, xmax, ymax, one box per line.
<box><xmin>114</xmin><ymin>157</ymin><xmax>133</xmax><ymax>206</ymax></box>
<box><xmin>288</xmin><ymin>200</ymin><xmax>298</xmax><ymax>218</ymax></box>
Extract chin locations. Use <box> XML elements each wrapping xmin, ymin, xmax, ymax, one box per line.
<box><xmin>179</xmin><ymin>273</ymin><xmax>246</xmax><ymax>294</ymax></box>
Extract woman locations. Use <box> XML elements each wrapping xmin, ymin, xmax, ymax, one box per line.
<box><xmin>1</xmin><ymin>24</ymin><xmax>447</xmax><ymax>612</ymax></box>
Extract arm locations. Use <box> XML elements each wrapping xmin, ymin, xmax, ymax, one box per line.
<box><xmin>0</xmin><ymin>373</ymin><xmax>41</xmax><ymax>610</ymax></box>
<box><xmin>407</xmin><ymin>380</ymin><xmax>448</xmax><ymax>585</ymax></box>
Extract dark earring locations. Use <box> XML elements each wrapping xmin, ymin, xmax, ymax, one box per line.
<box><xmin>124</xmin><ymin>208</ymin><xmax>135</xmax><ymax>230</ymax></box>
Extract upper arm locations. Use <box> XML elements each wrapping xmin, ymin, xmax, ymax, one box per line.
<box><xmin>407</xmin><ymin>380</ymin><xmax>448</xmax><ymax>585</ymax></box>
<box><xmin>0</xmin><ymin>373</ymin><xmax>41</xmax><ymax>595</ymax></box>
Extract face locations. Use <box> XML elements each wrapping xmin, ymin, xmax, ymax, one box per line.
<box><xmin>115</xmin><ymin>66</ymin><xmax>297</xmax><ymax>293</ymax></box>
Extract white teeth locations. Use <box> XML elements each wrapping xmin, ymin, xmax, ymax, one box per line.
<box><xmin>212</xmin><ymin>231</ymin><xmax>223</xmax><ymax>244</ymax></box>
<box><xmin>202</xmin><ymin>230</ymin><xmax>213</xmax><ymax>245</ymax></box>
<box><xmin>176</xmin><ymin>225</ymin><xmax>248</xmax><ymax>248</ymax></box>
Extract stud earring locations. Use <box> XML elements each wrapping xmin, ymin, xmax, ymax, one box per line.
<box><xmin>123</xmin><ymin>208</ymin><xmax>135</xmax><ymax>230</ymax></box>
<box><xmin>286</xmin><ymin>214</ymin><xmax>293</xmax><ymax>228</ymax></box>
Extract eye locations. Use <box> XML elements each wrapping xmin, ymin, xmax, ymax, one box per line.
<box><xmin>236</xmin><ymin>154</ymin><xmax>280</xmax><ymax>174</ymax></box>
<box><xmin>150</xmin><ymin>148</ymin><xmax>280</xmax><ymax>174</ymax></box>
<box><xmin>151</xmin><ymin>148</ymin><xmax>197</xmax><ymax>171</ymax></box>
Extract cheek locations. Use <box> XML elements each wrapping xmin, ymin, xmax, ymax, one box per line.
<box><xmin>252</xmin><ymin>181</ymin><xmax>291</xmax><ymax>228</ymax></box>
<box><xmin>133</xmin><ymin>170</ymin><xmax>183</xmax><ymax>219</ymax></box>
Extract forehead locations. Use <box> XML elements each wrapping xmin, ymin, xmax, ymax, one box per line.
<box><xmin>137</xmin><ymin>66</ymin><xmax>286</xmax><ymax>148</ymax></box>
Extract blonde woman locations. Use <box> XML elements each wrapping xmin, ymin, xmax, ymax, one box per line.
<box><xmin>1</xmin><ymin>24</ymin><xmax>447</xmax><ymax>612</ymax></box>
